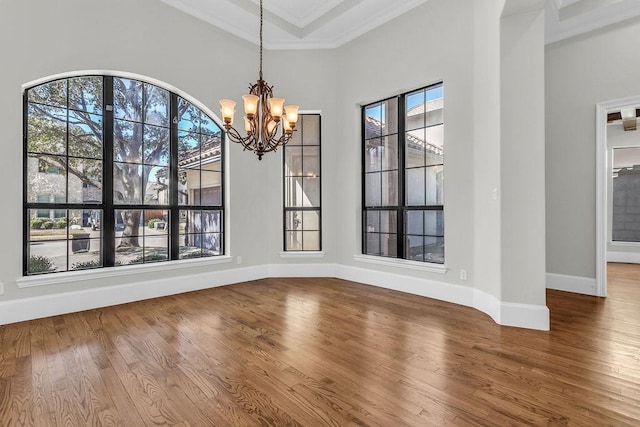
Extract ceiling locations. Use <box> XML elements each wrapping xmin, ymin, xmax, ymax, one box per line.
<box><xmin>159</xmin><ymin>0</ymin><xmax>640</xmax><ymax>49</ymax></box>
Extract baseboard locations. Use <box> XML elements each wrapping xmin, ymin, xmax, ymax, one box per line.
<box><xmin>0</xmin><ymin>265</ymin><xmax>266</xmax><ymax>326</ymax></box>
<box><xmin>336</xmin><ymin>265</ymin><xmax>549</xmax><ymax>331</ymax></box>
<box><xmin>0</xmin><ymin>262</ymin><xmax>550</xmax><ymax>330</ymax></box>
<box><xmin>607</xmin><ymin>251</ymin><xmax>640</xmax><ymax>264</ymax></box>
<box><xmin>546</xmin><ymin>272</ymin><xmax>597</xmax><ymax>295</ymax></box>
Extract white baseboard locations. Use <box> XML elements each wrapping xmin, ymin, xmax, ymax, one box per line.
<box><xmin>336</xmin><ymin>265</ymin><xmax>549</xmax><ymax>331</ymax></box>
<box><xmin>546</xmin><ymin>272</ymin><xmax>597</xmax><ymax>295</ymax></box>
<box><xmin>0</xmin><ymin>265</ymin><xmax>266</xmax><ymax>326</ymax></box>
<box><xmin>0</xmin><ymin>262</ymin><xmax>550</xmax><ymax>330</ymax></box>
<box><xmin>607</xmin><ymin>251</ymin><xmax>640</xmax><ymax>264</ymax></box>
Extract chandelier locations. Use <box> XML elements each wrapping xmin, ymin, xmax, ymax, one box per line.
<box><xmin>219</xmin><ymin>0</ymin><xmax>299</xmax><ymax>160</ymax></box>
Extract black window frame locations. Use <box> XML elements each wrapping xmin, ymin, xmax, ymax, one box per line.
<box><xmin>361</xmin><ymin>83</ymin><xmax>444</xmax><ymax>264</ymax></box>
<box><xmin>23</xmin><ymin>75</ymin><xmax>225</xmax><ymax>275</ymax></box>
<box><xmin>283</xmin><ymin>114</ymin><xmax>322</xmax><ymax>251</ymax></box>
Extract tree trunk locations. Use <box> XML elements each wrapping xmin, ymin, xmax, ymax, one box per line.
<box><xmin>118</xmin><ymin>209</ymin><xmax>141</xmax><ymax>247</ymax></box>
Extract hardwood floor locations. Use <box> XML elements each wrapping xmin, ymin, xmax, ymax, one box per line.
<box><xmin>1</xmin><ymin>264</ymin><xmax>639</xmax><ymax>426</ymax></box>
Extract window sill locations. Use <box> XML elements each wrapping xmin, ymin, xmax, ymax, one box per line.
<box><xmin>17</xmin><ymin>255</ymin><xmax>233</xmax><ymax>288</ymax></box>
<box><xmin>353</xmin><ymin>254</ymin><xmax>447</xmax><ymax>274</ymax></box>
<box><xmin>279</xmin><ymin>251</ymin><xmax>325</xmax><ymax>259</ymax></box>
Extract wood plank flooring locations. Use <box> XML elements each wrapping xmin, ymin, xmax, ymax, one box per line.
<box><xmin>1</xmin><ymin>263</ymin><xmax>639</xmax><ymax>426</ymax></box>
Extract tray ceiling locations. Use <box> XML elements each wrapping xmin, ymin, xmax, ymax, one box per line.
<box><xmin>159</xmin><ymin>0</ymin><xmax>640</xmax><ymax>49</ymax></box>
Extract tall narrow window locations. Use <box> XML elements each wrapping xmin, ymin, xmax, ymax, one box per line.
<box><xmin>283</xmin><ymin>114</ymin><xmax>321</xmax><ymax>251</ymax></box>
<box><xmin>24</xmin><ymin>75</ymin><xmax>224</xmax><ymax>275</ymax></box>
<box><xmin>362</xmin><ymin>83</ymin><xmax>444</xmax><ymax>263</ymax></box>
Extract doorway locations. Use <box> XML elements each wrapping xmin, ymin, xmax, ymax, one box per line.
<box><xmin>596</xmin><ymin>95</ymin><xmax>640</xmax><ymax>297</ymax></box>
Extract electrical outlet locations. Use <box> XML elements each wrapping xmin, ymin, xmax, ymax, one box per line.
<box><xmin>460</xmin><ymin>270</ymin><xmax>468</xmax><ymax>281</ymax></box>
<box><xmin>237</xmin><ymin>256</ymin><xmax>242</xmax><ymax>265</ymax></box>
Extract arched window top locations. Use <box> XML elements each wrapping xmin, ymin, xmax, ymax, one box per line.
<box><xmin>24</xmin><ymin>74</ymin><xmax>225</xmax><ymax>275</ymax></box>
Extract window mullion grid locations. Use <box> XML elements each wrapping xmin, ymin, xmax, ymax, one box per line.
<box><xmin>170</xmin><ymin>93</ymin><xmax>180</xmax><ymax>260</ymax></box>
<box><xmin>397</xmin><ymin>94</ymin><xmax>406</xmax><ymax>259</ymax></box>
<box><xmin>103</xmin><ymin>76</ymin><xmax>116</xmax><ymax>268</ymax></box>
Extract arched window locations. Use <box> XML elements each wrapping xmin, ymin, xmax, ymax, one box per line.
<box><xmin>24</xmin><ymin>75</ymin><xmax>225</xmax><ymax>275</ymax></box>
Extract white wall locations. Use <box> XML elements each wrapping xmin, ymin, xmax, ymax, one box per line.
<box><xmin>546</xmin><ymin>18</ymin><xmax>640</xmax><ymax>279</ymax></box>
<box><xmin>0</xmin><ymin>0</ymin><xmax>550</xmax><ymax>330</ymax></box>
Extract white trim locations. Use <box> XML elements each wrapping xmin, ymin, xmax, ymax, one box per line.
<box><xmin>610</xmin><ymin>241</ymin><xmax>640</xmax><ymax>248</ymax></box>
<box><xmin>2</xmin><ymin>263</ymin><xmax>549</xmax><ymax>330</ymax></box>
<box><xmin>268</xmin><ymin>263</ymin><xmax>337</xmax><ymax>277</ymax></box>
<box><xmin>336</xmin><ymin>264</ymin><xmax>549</xmax><ymax>330</ymax></box>
<box><xmin>546</xmin><ymin>272</ymin><xmax>597</xmax><ymax>295</ymax></box>
<box><xmin>596</xmin><ymin>95</ymin><xmax>640</xmax><ymax>297</ymax></box>
<box><xmin>353</xmin><ymin>254</ymin><xmax>448</xmax><ymax>274</ymax></box>
<box><xmin>279</xmin><ymin>251</ymin><xmax>325</xmax><ymax>259</ymax></box>
<box><xmin>16</xmin><ymin>256</ymin><xmax>233</xmax><ymax>288</ymax></box>
<box><xmin>607</xmin><ymin>251</ymin><xmax>640</xmax><ymax>264</ymax></box>
<box><xmin>1</xmin><ymin>265</ymin><xmax>266</xmax><ymax>326</ymax></box>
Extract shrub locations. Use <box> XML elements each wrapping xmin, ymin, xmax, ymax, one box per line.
<box><xmin>42</xmin><ymin>220</ymin><xmax>54</xmax><ymax>229</ymax></box>
<box><xmin>56</xmin><ymin>218</ymin><xmax>67</xmax><ymax>229</ymax></box>
<box><xmin>130</xmin><ymin>253</ymin><xmax>167</xmax><ymax>264</ymax></box>
<box><xmin>71</xmin><ymin>260</ymin><xmax>121</xmax><ymax>271</ymax></box>
<box><xmin>30</xmin><ymin>218</ymin><xmax>44</xmax><ymax>229</ymax></box>
<box><xmin>28</xmin><ymin>255</ymin><xmax>54</xmax><ymax>273</ymax></box>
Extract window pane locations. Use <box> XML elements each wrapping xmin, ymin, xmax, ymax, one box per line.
<box><xmin>406</xmin><ymin>168</ymin><xmax>426</xmax><ymax>206</ymax></box>
<box><xmin>364</xmin><ymin>139</ymin><xmax>382</xmax><ymax>173</ymax></box>
<box><xmin>302</xmin><ymin>231</ymin><xmax>320</xmax><ymax>250</ymax></box>
<box><xmin>68</xmin><ymin>111</ymin><xmax>103</xmax><ymax>159</ymax></box>
<box><xmin>425</xmin><ymin>210</ymin><xmax>444</xmax><ymax>236</ymax></box>
<box><xmin>303</xmin><ymin>146</ymin><xmax>320</xmax><ymax>177</ymax></box>
<box><xmin>380</xmin><ymin>210</ymin><xmax>397</xmax><ymax>234</ymax></box>
<box><xmin>286</xmin><ymin>211</ymin><xmax>302</xmax><ymax>231</ymax></box>
<box><xmin>406</xmin><ymin>129</ymin><xmax>426</xmax><ymax>168</ymax></box>
<box><xmin>424</xmin><ymin>236</ymin><xmax>444</xmax><ymax>264</ymax></box>
<box><xmin>406</xmin><ymin>235</ymin><xmax>424</xmax><ymax>261</ymax></box>
<box><xmin>381</xmin><ymin>171</ymin><xmax>398</xmax><ymax>206</ymax></box>
<box><xmin>382</xmin><ymin>136</ymin><xmax>398</xmax><ymax>171</ymax></box>
<box><xmin>285</xmin><ymin>146</ymin><xmax>303</xmax><ymax>176</ymax></box>
<box><xmin>69</xmin><ymin>77</ymin><xmax>103</xmax><ymax>115</ymax></box>
<box><xmin>406</xmin><ymin>91</ymin><xmax>425</xmax><ymax>131</ymax></box>
<box><xmin>144</xmin><ymin>165</ymin><xmax>169</xmax><ymax>205</ymax></box>
<box><xmin>27</xmin><ymin>156</ymin><xmax>66</xmax><ymax>203</ymax></box>
<box><xmin>113</xmin><ymin>78</ymin><xmax>142</xmax><ymax>121</ymax></box>
<box><xmin>425</xmin><ymin>165</ymin><xmax>444</xmax><ymax>205</ymax></box>
<box><xmin>366</xmin><ymin>210</ymin><xmax>380</xmax><ymax>232</ymax></box>
<box><xmin>302</xmin><ymin>177</ymin><xmax>320</xmax><ymax>207</ymax></box>
<box><xmin>114</xmin><ymin>163</ymin><xmax>142</xmax><ymax>204</ymax></box>
<box><xmin>365</xmin><ymin>173</ymin><xmax>381</xmax><ymax>207</ymax></box>
<box><xmin>286</xmin><ymin>231</ymin><xmax>303</xmax><ymax>251</ymax></box>
<box><xmin>68</xmin><ymin>158</ymin><xmax>102</xmax><ymax>204</ymax></box>
<box><xmin>28</xmin><ymin>80</ymin><xmax>67</xmax><ymax>107</ymax></box>
<box><xmin>27</xmin><ymin>104</ymin><xmax>67</xmax><ymax>155</ymax></box>
<box><xmin>28</xmin><ymin>240</ymin><xmax>67</xmax><ymax>274</ymax></box>
<box><xmin>364</xmin><ymin>104</ymin><xmax>383</xmax><ymax>139</ymax></box>
<box><xmin>406</xmin><ymin>210</ymin><xmax>423</xmax><ymax>235</ymax></box>
<box><xmin>143</xmin><ymin>125</ymin><xmax>170</xmax><ymax>165</ymax></box>
<box><xmin>178</xmin><ymin>98</ymin><xmax>201</xmax><ymax>132</ymax></box>
<box><xmin>144</xmin><ymin>235</ymin><xmax>169</xmax><ymax>262</ymax></box>
<box><xmin>144</xmin><ymin>84</ymin><xmax>169</xmax><ymax>127</ymax></box>
<box><xmin>365</xmin><ymin>233</ymin><xmax>380</xmax><ymax>255</ymax></box>
<box><xmin>201</xmin><ymin>113</ymin><xmax>221</xmax><ymax>135</ymax></box>
<box><xmin>302</xmin><ymin>115</ymin><xmax>320</xmax><ymax>145</ymax></box>
<box><xmin>114</xmin><ymin>120</ymin><xmax>143</xmax><ymax>162</ymax></box>
<box><xmin>381</xmin><ymin>234</ymin><xmax>397</xmax><ymax>257</ymax></box>
<box><xmin>383</xmin><ymin>98</ymin><xmax>398</xmax><ymax>135</ymax></box>
<box><xmin>426</xmin><ymin>124</ymin><xmax>444</xmax><ymax>163</ymax></box>
<box><xmin>302</xmin><ymin>210</ymin><xmax>320</xmax><ymax>230</ymax></box>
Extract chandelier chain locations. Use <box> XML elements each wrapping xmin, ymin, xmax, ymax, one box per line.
<box><xmin>259</xmin><ymin>0</ymin><xmax>263</xmax><ymax>80</ymax></box>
